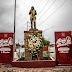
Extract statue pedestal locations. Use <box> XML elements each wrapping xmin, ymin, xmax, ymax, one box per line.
<box><xmin>29</xmin><ymin>28</ymin><xmax>38</xmax><ymax>31</ymax></box>
<box><xmin>24</xmin><ymin>30</ymin><xmax>42</xmax><ymax>61</ymax></box>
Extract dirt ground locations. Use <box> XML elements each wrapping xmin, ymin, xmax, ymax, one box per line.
<box><xmin>0</xmin><ymin>67</ymin><xmax>72</xmax><ymax>72</ymax></box>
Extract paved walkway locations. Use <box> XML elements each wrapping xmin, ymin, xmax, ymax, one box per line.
<box><xmin>0</xmin><ymin>67</ymin><xmax>72</xmax><ymax>72</ymax></box>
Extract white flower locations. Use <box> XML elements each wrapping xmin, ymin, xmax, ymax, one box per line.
<box><xmin>28</xmin><ymin>34</ymin><xmax>42</xmax><ymax>53</ymax></box>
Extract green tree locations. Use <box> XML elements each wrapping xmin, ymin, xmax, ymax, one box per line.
<box><xmin>42</xmin><ymin>37</ymin><xmax>50</xmax><ymax>46</ymax></box>
<box><xmin>22</xmin><ymin>45</ymin><xmax>24</xmax><ymax>48</ymax></box>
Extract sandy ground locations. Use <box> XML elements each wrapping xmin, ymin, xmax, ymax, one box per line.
<box><xmin>0</xmin><ymin>67</ymin><xmax>72</xmax><ymax>72</ymax></box>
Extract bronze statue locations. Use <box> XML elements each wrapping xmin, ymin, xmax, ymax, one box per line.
<box><xmin>29</xmin><ymin>6</ymin><xmax>38</xmax><ymax>31</ymax></box>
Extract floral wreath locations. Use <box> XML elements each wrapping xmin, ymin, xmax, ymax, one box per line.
<box><xmin>28</xmin><ymin>33</ymin><xmax>42</xmax><ymax>60</ymax></box>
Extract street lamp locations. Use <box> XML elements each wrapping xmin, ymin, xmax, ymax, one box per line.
<box><xmin>27</xmin><ymin>21</ymin><xmax>29</xmax><ymax>31</ymax></box>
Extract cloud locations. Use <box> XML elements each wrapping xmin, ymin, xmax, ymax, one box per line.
<box><xmin>0</xmin><ymin>0</ymin><xmax>14</xmax><ymax>32</ymax></box>
<box><xmin>0</xmin><ymin>0</ymin><xmax>72</xmax><ymax>44</ymax></box>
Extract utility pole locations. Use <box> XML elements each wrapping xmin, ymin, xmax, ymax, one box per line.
<box><xmin>13</xmin><ymin>0</ymin><xmax>16</xmax><ymax>52</ymax></box>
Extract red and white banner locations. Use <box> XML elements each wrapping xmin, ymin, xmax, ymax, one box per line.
<box><xmin>0</xmin><ymin>33</ymin><xmax>14</xmax><ymax>64</ymax></box>
<box><xmin>55</xmin><ymin>31</ymin><xmax>72</xmax><ymax>66</ymax></box>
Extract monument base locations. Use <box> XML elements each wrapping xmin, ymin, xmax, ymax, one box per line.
<box><xmin>24</xmin><ymin>30</ymin><xmax>42</xmax><ymax>61</ymax></box>
<box><xmin>12</xmin><ymin>61</ymin><xmax>56</xmax><ymax>68</ymax></box>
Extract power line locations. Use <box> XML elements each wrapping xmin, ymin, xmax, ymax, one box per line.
<box><xmin>37</xmin><ymin>0</ymin><xmax>49</xmax><ymax>16</ymax></box>
<box><xmin>37</xmin><ymin>0</ymin><xmax>56</xmax><ymax>21</ymax></box>
<box><xmin>23</xmin><ymin>0</ymin><xmax>29</xmax><ymax>5</ymax></box>
<box><xmin>42</xmin><ymin>28</ymin><xmax>55</xmax><ymax>39</ymax></box>
<box><xmin>42</xmin><ymin>33</ymin><xmax>54</xmax><ymax>39</ymax></box>
<box><xmin>36</xmin><ymin>0</ymin><xmax>43</xmax><ymax>9</ymax></box>
<box><xmin>43</xmin><ymin>28</ymin><xmax>51</xmax><ymax>32</ymax></box>
<box><xmin>37</xmin><ymin>0</ymin><xmax>67</xmax><ymax>27</ymax></box>
<box><xmin>42</xmin><ymin>26</ymin><xmax>53</xmax><ymax>34</ymax></box>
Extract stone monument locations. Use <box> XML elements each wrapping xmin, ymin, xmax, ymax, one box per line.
<box><xmin>24</xmin><ymin>6</ymin><xmax>43</xmax><ymax>61</ymax></box>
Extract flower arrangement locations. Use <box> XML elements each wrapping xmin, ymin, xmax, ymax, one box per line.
<box><xmin>28</xmin><ymin>33</ymin><xmax>42</xmax><ymax>60</ymax></box>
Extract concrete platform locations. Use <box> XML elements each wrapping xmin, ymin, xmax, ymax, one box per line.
<box><xmin>12</xmin><ymin>61</ymin><xmax>56</xmax><ymax>68</ymax></box>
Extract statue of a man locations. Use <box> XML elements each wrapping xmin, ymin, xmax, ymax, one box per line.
<box><xmin>29</xmin><ymin>6</ymin><xmax>37</xmax><ymax>30</ymax></box>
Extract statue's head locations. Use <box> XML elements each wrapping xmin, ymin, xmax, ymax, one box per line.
<box><xmin>31</xmin><ymin>6</ymin><xmax>34</xmax><ymax>10</ymax></box>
